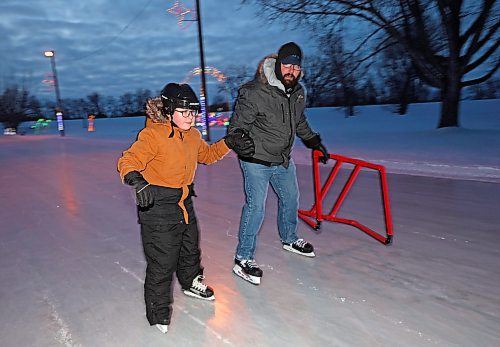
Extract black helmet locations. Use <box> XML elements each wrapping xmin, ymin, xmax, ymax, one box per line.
<box><xmin>160</xmin><ymin>83</ymin><xmax>200</xmax><ymax>116</ymax></box>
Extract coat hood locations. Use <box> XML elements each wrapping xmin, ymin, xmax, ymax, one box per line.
<box><xmin>253</xmin><ymin>53</ymin><xmax>304</xmax><ymax>93</ymax></box>
<box><xmin>146</xmin><ymin>96</ymin><xmax>169</xmax><ymax>124</ymax></box>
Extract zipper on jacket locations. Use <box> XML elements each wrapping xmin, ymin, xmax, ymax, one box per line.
<box><xmin>281</xmin><ymin>103</ymin><xmax>285</xmax><ymax>123</ymax></box>
<box><xmin>287</xmin><ymin>98</ymin><xmax>294</xmax><ymax>148</ymax></box>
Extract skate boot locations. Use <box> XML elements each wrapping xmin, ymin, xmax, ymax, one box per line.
<box><xmin>155</xmin><ymin>324</ymin><xmax>169</xmax><ymax>334</ymax></box>
<box><xmin>233</xmin><ymin>259</ymin><xmax>263</xmax><ymax>285</ymax></box>
<box><xmin>282</xmin><ymin>238</ymin><xmax>315</xmax><ymax>257</ymax></box>
<box><xmin>183</xmin><ymin>275</ymin><xmax>215</xmax><ymax>301</ymax></box>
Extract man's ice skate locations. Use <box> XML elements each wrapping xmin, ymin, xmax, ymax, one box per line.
<box><xmin>282</xmin><ymin>239</ymin><xmax>315</xmax><ymax>257</ymax></box>
<box><xmin>183</xmin><ymin>275</ymin><xmax>215</xmax><ymax>301</ymax></box>
<box><xmin>233</xmin><ymin>259</ymin><xmax>263</xmax><ymax>285</ymax></box>
<box><xmin>155</xmin><ymin>324</ymin><xmax>168</xmax><ymax>334</ymax></box>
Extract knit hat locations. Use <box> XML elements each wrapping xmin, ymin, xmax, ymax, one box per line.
<box><xmin>274</xmin><ymin>42</ymin><xmax>302</xmax><ymax>92</ymax></box>
<box><xmin>277</xmin><ymin>42</ymin><xmax>302</xmax><ymax>66</ymax></box>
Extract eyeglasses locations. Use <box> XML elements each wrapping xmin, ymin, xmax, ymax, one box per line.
<box><xmin>175</xmin><ymin>109</ymin><xmax>198</xmax><ymax>118</ymax></box>
<box><xmin>282</xmin><ymin>64</ymin><xmax>302</xmax><ymax>71</ymax></box>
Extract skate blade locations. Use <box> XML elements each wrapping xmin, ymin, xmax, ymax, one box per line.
<box><xmin>183</xmin><ymin>290</ymin><xmax>215</xmax><ymax>301</ymax></box>
<box><xmin>283</xmin><ymin>245</ymin><xmax>316</xmax><ymax>257</ymax></box>
<box><xmin>233</xmin><ymin>266</ymin><xmax>261</xmax><ymax>285</ymax></box>
<box><xmin>155</xmin><ymin>324</ymin><xmax>169</xmax><ymax>334</ymax></box>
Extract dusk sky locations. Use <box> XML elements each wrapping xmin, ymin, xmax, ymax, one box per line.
<box><xmin>0</xmin><ymin>0</ymin><xmax>319</xmax><ymax>101</ymax></box>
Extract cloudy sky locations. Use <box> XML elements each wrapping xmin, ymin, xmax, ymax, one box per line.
<box><xmin>0</xmin><ymin>0</ymin><xmax>320</xmax><ymax>101</ymax></box>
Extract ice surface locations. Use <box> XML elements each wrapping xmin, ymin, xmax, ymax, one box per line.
<box><xmin>0</xmin><ymin>100</ymin><xmax>499</xmax><ymax>346</ymax></box>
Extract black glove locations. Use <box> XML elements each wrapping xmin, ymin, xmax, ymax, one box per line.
<box><xmin>225</xmin><ymin>128</ymin><xmax>255</xmax><ymax>157</ymax></box>
<box><xmin>302</xmin><ymin>134</ymin><xmax>329</xmax><ymax>164</ymax></box>
<box><xmin>315</xmin><ymin>142</ymin><xmax>329</xmax><ymax>164</ymax></box>
<box><xmin>123</xmin><ymin>171</ymin><xmax>154</xmax><ymax>207</ymax></box>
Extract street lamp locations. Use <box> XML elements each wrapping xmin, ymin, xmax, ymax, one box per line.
<box><xmin>43</xmin><ymin>50</ymin><xmax>65</xmax><ymax>136</ymax></box>
<box><xmin>167</xmin><ymin>0</ymin><xmax>211</xmax><ymax>141</ymax></box>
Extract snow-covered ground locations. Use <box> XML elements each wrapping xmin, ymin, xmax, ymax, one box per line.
<box><xmin>12</xmin><ymin>98</ymin><xmax>500</xmax><ymax>182</ymax></box>
<box><xmin>0</xmin><ymin>99</ymin><xmax>499</xmax><ymax>346</ymax></box>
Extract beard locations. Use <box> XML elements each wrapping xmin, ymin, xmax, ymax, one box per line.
<box><xmin>282</xmin><ymin>73</ymin><xmax>297</xmax><ymax>89</ymax></box>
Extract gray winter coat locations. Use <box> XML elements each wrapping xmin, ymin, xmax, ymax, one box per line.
<box><xmin>228</xmin><ymin>55</ymin><xmax>318</xmax><ymax>168</ymax></box>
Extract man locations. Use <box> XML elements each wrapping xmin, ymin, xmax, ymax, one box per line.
<box><xmin>228</xmin><ymin>42</ymin><xmax>329</xmax><ymax>285</ymax></box>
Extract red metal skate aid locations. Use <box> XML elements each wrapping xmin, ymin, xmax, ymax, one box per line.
<box><xmin>298</xmin><ymin>151</ymin><xmax>394</xmax><ymax>245</ymax></box>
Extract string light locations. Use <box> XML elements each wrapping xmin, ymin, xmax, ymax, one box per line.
<box><xmin>42</xmin><ymin>72</ymin><xmax>55</xmax><ymax>92</ymax></box>
<box><xmin>182</xmin><ymin>66</ymin><xmax>232</xmax><ymax>127</ymax></box>
<box><xmin>166</xmin><ymin>1</ymin><xmax>195</xmax><ymax>29</ymax></box>
<box><xmin>183</xmin><ymin>66</ymin><xmax>227</xmax><ymax>83</ymax></box>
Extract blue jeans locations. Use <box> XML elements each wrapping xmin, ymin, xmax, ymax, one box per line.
<box><xmin>235</xmin><ymin>160</ymin><xmax>300</xmax><ymax>260</ymax></box>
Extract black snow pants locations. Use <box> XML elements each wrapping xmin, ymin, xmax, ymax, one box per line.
<box><xmin>140</xmin><ymin>213</ymin><xmax>202</xmax><ymax>325</ymax></box>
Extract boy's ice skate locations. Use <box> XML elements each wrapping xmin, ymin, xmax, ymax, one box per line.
<box><xmin>183</xmin><ymin>275</ymin><xmax>215</xmax><ymax>301</ymax></box>
<box><xmin>233</xmin><ymin>259</ymin><xmax>263</xmax><ymax>285</ymax></box>
<box><xmin>155</xmin><ymin>324</ymin><xmax>168</xmax><ymax>334</ymax></box>
<box><xmin>282</xmin><ymin>239</ymin><xmax>315</xmax><ymax>257</ymax></box>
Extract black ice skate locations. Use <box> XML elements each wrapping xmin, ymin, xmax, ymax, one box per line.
<box><xmin>183</xmin><ymin>275</ymin><xmax>215</xmax><ymax>301</ymax></box>
<box><xmin>233</xmin><ymin>259</ymin><xmax>263</xmax><ymax>285</ymax></box>
<box><xmin>282</xmin><ymin>238</ymin><xmax>315</xmax><ymax>257</ymax></box>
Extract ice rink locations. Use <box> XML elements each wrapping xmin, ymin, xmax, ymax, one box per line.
<box><xmin>1</xmin><ymin>131</ymin><xmax>499</xmax><ymax>346</ymax></box>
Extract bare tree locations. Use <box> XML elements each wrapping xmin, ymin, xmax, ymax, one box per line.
<box><xmin>220</xmin><ymin>65</ymin><xmax>253</xmax><ymax>100</ymax></box>
<box><xmin>61</xmin><ymin>98</ymin><xmax>90</xmax><ymax>119</ymax></box>
<box><xmin>103</xmin><ymin>96</ymin><xmax>120</xmax><ymax>117</ymax></box>
<box><xmin>243</xmin><ymin>0</ymin><xmax>499</xmax><ymax>127</ymax></box>
<box><xmin>467</xmin><ymin>77</ymin><xmax>499</xmax><ymax>99</ymax></box>
<box><xmin>359</xmin><ymin>78</ymin><xmax>378</xmax><ymax>105</ymax></box>
<box><xmin>133</xmin><ymin>88</ymin><xmax>152</xmax><ymax>113</ymax></box>
<box><xmin>119</xmin><ymin>93</ymin><xmax>135</xmax><ymax>117</ymax></box>
<box><xmin>320</xmin><ymin>31</ymin><xmax>363</xmax><ymax>117</ymax></box>
<box><xmin>378</xmin><ymin>40</ymin><xmax>420</xmax><ymax>114</ymax></box>
<box><xmin>301</xmin><ymin>55</ymin><xmax>332</xmax><ymax>107</ymax></box>
<box><xmin>0</xmin><ymin>85</ymin><xmax>40</xmax><ymax>129</ymax></box>
<box><xmin>87</xmin><ymin>92</ymin><xmax>103</xmax><ymax>116</ymax></box>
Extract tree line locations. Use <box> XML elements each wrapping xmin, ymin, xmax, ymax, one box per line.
<box><xmin>1</xmin><ymin>70</ymin><xmax>497</xmax><ymax>131</ymax></box>
<box><xmin>0</xmin><ymin>88</ymin><xmax>153</xmax><ymax>129</ymax></box>
<box><xmin>2</xmin><ymin>1</ymin><xmax>498</xmax><ymax>130</ymax></box>
<box><xmin>242</xmin><ymin>0</ymin><xmax>499</xmax><ymax>127</ymax></box>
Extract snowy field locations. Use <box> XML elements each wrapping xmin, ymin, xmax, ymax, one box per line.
<box><xmin>0</xmin><ymin>99</ymin><xmax>499</xmax><ymax>346</ymax></box>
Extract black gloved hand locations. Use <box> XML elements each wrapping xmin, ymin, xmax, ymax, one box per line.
<box><xmin>302</xmin><ymin>134</ymin><xmax>329</xmax><ymax>164</ymax></box>
<box><xmin>123</xmin><ymin>171</ymin><xmax>154</xmax><ymax>207</ymax></box>
<box><xmin>315</xmin><ymin>142</ymin><xmax>329</xmax><ymax>164</ymax></box>
<box><xmin>225</xmin><ymin>128</ymin><xmax>255</xmax><ymax>157</ymax></box>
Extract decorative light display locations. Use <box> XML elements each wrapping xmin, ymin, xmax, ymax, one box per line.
<box><xmin>56</xmin><ymin>110</ymin><xmax>65</xmax><ymax>132</ymax></box>
<box><xmin>185</xmin><ymin>66</ymin><xmax>227</xmax><ymax>82</ymax></box>
<box><xmin>198</xmin><ymin>92</ymin><xmax>207</xmax><ymax>136</ymax></box>
<box><xmin>182</xmin><ymin>66</ymin><xmax>232</xmax><ymax>128</ymax></box>
<box><xmin>42</xmin><ymin>72</ymin><xmax>55</xmax><ymax>91</ymax></box>
<box><xmin>166</xmin><ymin>1</ymin><xmax>195</xmax><ymax>29</ymax></box>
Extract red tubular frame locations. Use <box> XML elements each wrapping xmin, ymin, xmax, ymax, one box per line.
<box><xmin>298</xmin><ymin>151</ymin><xmax>394</xmax><ymax>245</ymax></box>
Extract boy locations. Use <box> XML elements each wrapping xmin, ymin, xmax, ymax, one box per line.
<box><xmin>117</xmin><ymin>83</ymin><xmax>254</xmax><ymax>333</ymax></box>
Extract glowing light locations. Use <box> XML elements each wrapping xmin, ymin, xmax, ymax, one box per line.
<box><xmin>88</xmin><ymin>115</ymin><xmax>95</xmax><ymax>132</ymax></box>
<box><xmin>184</xmin><ymin>66</ymin><xmax>227</xmax><ymax>83</ymax></box>
<box><xmin>30</xmin><ymin>118</ymin><xmax>52</xmax><ymax>130</ymax></box>
<box><xmin>56</xmin><ymin>111</ymin><xmax>64</xmax><ymax>131</ymax></box>
<box><xmin>42</xmin><ymin>72</ymin><xmax>55</xmax><ymax>91</ymax></box>
<box><xmin>42</xmin><ymin>79</ymin><xmax>55</xmax><ymax>88</ymax></box>
<box><xmin>166</xmin><ymin>1</ymin><xmax>195</xmax><ymax>29</ymax></box>
<box><xmin>183</xmin><ymin>66</ymin><xmax>232</xmax><ymax>129</ymax></box>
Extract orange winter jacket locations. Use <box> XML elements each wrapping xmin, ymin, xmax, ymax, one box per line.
<box><xmin>117</xmin><ymin>120</ymin><xmax>230</xmax><ymax>222</ymax></box>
